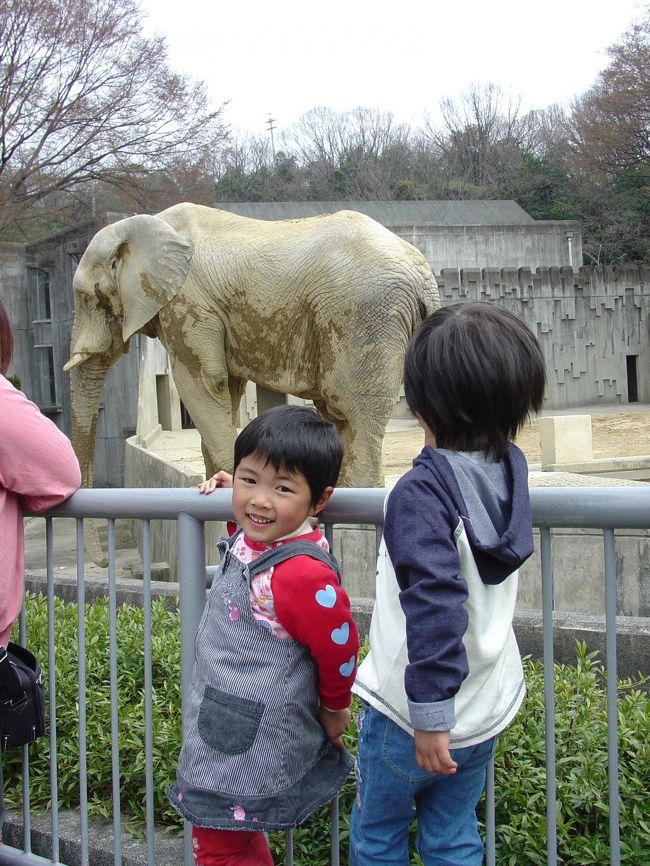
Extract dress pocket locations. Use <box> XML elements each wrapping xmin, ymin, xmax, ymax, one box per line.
<box><xmin>198</xmin><ymin>685</ymin><xmax>264</xmax><ymax>754</ymax></box>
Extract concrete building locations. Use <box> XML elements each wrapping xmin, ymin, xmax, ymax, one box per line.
<box><xmin>0</xmin><ymin>201</ymin><xmax>647</xmax><ymax>487</ymax></box>
<box><xmin>0</xmin><ymin>216</ymin><xmax>140</xmax><ymax>484</ymax></box>
<box><xmin>216</xmin><ymin>200</ymin><xmax>583</xmax><ymax>271</ymax></box>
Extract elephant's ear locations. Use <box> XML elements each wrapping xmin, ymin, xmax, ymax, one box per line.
<box><xmin>116</xmin><ymin>214</ymin><xmax>193</xmax><ymax>341</ymax></box>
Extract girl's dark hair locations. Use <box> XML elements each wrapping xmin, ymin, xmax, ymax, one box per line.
<box><xmin>234</xmin><ymin>405</ymin><xmax>343</xmax><ymax>504</ymax></box>
<box><xmin>404</xmin><ymin>302</ymin><xmax>546</xmax><ymax>460</ymax></box>
<box><xmin>0</xmin><ymin>298</ymin><xmax>14</xmax><ymax>375</ymax></box>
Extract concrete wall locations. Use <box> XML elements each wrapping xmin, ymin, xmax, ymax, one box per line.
<box><xmin>434</xmin><ymin>264</ymin><xmax>650</xmax><ymax>408</ymax></box>
<box><xmin>518</xmin><ymin>528</ymin><xmax>650</xmax><ymax>617</ymax></box>
<box><xmin>135</xmin><ymin>337</ymin><xmax>181</xmax><ymax>443</ymax></box>
<box><xmin>0</xmin><ymin>222</ymin><xmax>140</xmax><ymax>485</ymax></box>
<box><xmin>123</xmin><ymin>435</ymin><xmax>226</xmax><ymax>579</ymax></box>
<box><xmin>392</xmin><ymin>221</ymin><xmax>583</xmax><ymax>271</ymax></box>
<box><xmin>123</xmin><ymin>433</ymin><xmax>650</xmax><ymax>618</ymax></box>
<box><xmin>332</xmin><ymin>523</ymin><xmax>650</xmax><ymax>619</ymax></box>
<box><xmin>21</xmin><ymin>564</ymin><xmax>650</xmax><ymax>677</ymax></box>
<box><xmin>0</xmin><ymin>243</ymin><xmax>34</xmax><ymax>397</ymax></box>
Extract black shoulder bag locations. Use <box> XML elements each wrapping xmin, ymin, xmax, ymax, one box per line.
<box><xmin>0</xmin><ymin>643</ymin><xmax>46</xmax><ymax>752</ymax></box>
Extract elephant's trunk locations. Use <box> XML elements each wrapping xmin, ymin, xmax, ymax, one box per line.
<box><xmin>69</xmin><ymin>355</ymin><xmax>112</xmax><ymax>567</ymax></box>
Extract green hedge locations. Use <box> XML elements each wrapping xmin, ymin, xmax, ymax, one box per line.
<box><xmin>5</xmin><ymin>594</ymin><xmax>650</xmax><ymax>864</ymax></box>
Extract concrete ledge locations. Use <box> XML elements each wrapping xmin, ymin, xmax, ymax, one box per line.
<box><xmin>2</xmin><ymin>809</ymin><xmax>183</xmax><ymax>866</ymax></box>
<box><xmin>352</xmin><ymin>599</ymin><xmax>649</xmax><ymax>678</ymax></box>
<box><xmin>542</xmin><ymin>455</ymin><xmax>650</xmax><ymax>481</ymax></box>
<box><xmin>24</xmin><ymin>572</ymin><xmax>180</xmax><ymax>611</ymax></box>
<box><xmin>512</xmin><ymin>609</ymin><xmax>650</xmax><ymax>678</ymax></box>
<box><xmin>23</xmin><ymin>573</ymin><xmax>650</xmax><ymax>676</ymax></box>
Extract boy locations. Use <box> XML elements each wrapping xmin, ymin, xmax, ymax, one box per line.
<box><xmin>350</xmin><ymin>302</ymin><xmax>546</xmax><ymax>866</ymax></box>
<box><xmin>170</xmin><ymin>405</ymin><xmax>359</xmax><ymax>866</ymax></box>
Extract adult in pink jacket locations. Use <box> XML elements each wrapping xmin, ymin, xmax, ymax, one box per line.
<box><xmin>0</xmin><ymin>299</ymin><xmax>81</xmax><ymax>648</ymax></box>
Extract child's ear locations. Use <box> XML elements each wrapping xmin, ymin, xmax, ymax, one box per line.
<box><xmin>312</xmin><ymin>486</ymin><xmax>334</xmax><ymax>516</ymax></box>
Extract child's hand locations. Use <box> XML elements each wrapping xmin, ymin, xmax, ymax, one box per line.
<box><xmin>198</xmin><ymin>471</ymin><xmax>233</xmax><ymax>494</ymax></box>
<box><xmin>414</xmin><ymin>729</ymin><xmax>458</xmax><ymax>775</ymax></box>
<box><xmin>319</xmin><ymin>706</ymin><xmax>351</xmax><ymax>749</ymax></box>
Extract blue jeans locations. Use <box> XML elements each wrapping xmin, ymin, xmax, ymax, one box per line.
<box><xmin>349</xmin><ymin>704</ymin><xmax>495</xmax><ymax>866</ymax></box>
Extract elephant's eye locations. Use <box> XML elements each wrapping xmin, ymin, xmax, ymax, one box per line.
<box><xmin>110</xmin><ymin>259</ymin><xmax>117</xmax><ymax>270</ymax></box>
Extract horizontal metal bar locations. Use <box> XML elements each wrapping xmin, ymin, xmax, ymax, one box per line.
<box><xmin>29</xmin><ymin>485</ymin><xmax>650</xmax><ymax>529</ymax></box>
<box><xmin>0</xmin><ymin>847</ymin><xmax>56</xmax><ymax>866</ymax></box>
<box><xmin>530</xmin><ymin>486</ymin><xmax>650</xmax><ymax>529</ymax></box>
<box><xmin>33</xmin><ymin>487</ymin><xmax>389</xmax><ymax>524</ymax></box>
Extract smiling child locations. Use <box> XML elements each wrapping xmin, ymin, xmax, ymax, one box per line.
<box><xmin>169</xmin><ymin>405</ymin><xmax>359</xmax><ymax>866</ymax></box>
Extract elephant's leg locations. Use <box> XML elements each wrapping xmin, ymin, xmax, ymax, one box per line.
<box><xmin>315</xmin><ymin>397</ymin><xmax>391</xmax><ymax>488</ymax></box>
<box><xmin>337</xmin><ymin>408</ymin><xmax>392</xmax><ymax>487</ymax></box>
<box><xmin>169</xmin><ymin>358</ymin><xmax>238</xmax><ymax>479</ymax></box>
<box><xmin>228</xmin><ymin>375</ymin><xmax>247</xmax><ymax>428</ymax></box>
<box><xmin>201</xmin><ymin>440</ymin><xmax>216</xmax><ymax>479</ymax></box>
<box><xmin>312</xmin><ymin>399</ymin><xmax>338</xmax><ymax>426</ymax></box>
<box><xmin>325</xmin><ymin>337</ymin><xmax>406</xmax><ymax>487</ymax></box>
<box><xmin>196</xmin><ymin>376</ymin><xmax>247</xmax><ymax>478</ymax></box>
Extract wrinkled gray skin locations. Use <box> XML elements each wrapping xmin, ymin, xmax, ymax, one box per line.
<box><xmin>66</xmin><ymin>203</ymin><xmax>440</xmax><ymax>564</ymax></box>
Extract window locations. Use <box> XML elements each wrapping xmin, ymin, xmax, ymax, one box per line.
<box><xmin>34</xmin><ymin>346</ymin><xmax>56</xmax><ymax>407</ymax></box>
<box><xmin>30</xmin><ymin>268</ymin><xmax>51</xmax><ymax>321</ymax></box>
<box><xmin>28</xmin><ymin>267</ymin><xmax>57</xmax><ymax>408</ymax></box>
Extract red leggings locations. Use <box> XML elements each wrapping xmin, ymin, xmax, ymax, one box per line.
<box><xmin>191</xmin><ymin>826</ymin><xmax>274</xmax><ymax>866</ymax></box>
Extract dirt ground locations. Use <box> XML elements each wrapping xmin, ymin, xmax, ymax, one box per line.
<box><xmin>381</xmin><ymin>411</ymin><xmax>650</xmax><ymax>477</ymax></box>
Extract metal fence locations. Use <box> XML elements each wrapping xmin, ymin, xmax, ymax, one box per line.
<box><xmin>1</xmin><ymin>485</ymin><xmax>649</xmax><ymax>866</ymax></box>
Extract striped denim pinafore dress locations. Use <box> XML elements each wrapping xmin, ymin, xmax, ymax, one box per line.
<box><xmin>169</xmin><ymin>532</ymin><xmax>354</xmax><ymax>830</ymax></box>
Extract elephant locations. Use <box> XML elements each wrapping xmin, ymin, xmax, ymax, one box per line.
<box><xmin>65</xmin><ymin>202</ymin><xmax>439</xmax><ymax>525</ymax></box>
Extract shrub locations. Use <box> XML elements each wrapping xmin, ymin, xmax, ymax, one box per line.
<box><xmin>4</xmin><ymin>594</ymin><xmax>183</xmax><ymax>828</ymax></box>
<box><xmin>5</xmin><ymin>597</ymin><xmax>650</xmax><ymax>864</ymax></box>
<box><xmin>490</xmin><ymin>643</ymin><xmax>650</xmax><ymax>865</ymax></box>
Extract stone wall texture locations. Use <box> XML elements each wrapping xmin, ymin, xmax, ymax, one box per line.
<box><xmin>434</xmin><ymin>264</ymin><xmax>650</xmax><ymax>406</ymax></box>
<box><xmin>392</xmin><ymin>221</ymin><xmax>582</xmax><ymax>271</ymax></box>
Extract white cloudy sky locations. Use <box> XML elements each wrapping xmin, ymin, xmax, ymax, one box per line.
<box><xmin>139</xmin><ymin>0</ymin><xmax>645</xmax><ymax>139</ymax></box>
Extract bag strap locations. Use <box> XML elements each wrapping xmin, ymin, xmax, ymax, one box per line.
<box><xmin>0</xmin><ymin>645</ymin><xmax>24</xmax><ymax>702</ymax></box>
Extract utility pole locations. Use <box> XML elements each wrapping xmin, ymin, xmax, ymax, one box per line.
<box><xmin>266</xmin><ymin>114</ymin><xmax>276</xmax><ymax>161</ymax></box>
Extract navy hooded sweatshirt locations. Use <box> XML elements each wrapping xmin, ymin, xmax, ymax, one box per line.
<box><xmin>354</xmin><ymin>443</ymin><xmax>534</xmax><ymax>745</ymax></box>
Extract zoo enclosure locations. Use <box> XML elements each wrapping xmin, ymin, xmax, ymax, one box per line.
<box><xmin>2</xmin><ymin>485</ymin><xmax>650</xmax><ymax>866</ymax></box>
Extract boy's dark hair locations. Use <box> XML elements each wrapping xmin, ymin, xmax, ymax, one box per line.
<box><xmin>404</xmin><ymin>302</ymin><xmax>546</xmax><ymax>460</ymax></box>
<box><xmin>234</xmin><ymin>405</ymin><xmax>343</xmax><ymax>504</ymax></box>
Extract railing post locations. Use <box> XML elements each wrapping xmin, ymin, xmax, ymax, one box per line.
<box><xmin>604</xmin><ymin>530</ymin><xmax>621</xmax><ymax>866</ymax></box>
<box><xmin>541</xmin><ymin>527</ymin><xmax>558</xmax><ymax>866</ymax></box>
<box><xmin>177</xmin><ymin>513</ymin><xmax>206</xmax><ymax>866</ymax></box>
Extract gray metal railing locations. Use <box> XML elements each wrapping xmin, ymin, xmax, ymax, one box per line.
<box><xmin>1</xmin><ymin>485</ymin><xmax>649</xmax><ymax>866</ymax></box>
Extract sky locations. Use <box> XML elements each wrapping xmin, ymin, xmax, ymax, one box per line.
<box><xmin>139</xmin><ymin>0</ymin><xmax>646</xmax><ymax>141</ymax></box>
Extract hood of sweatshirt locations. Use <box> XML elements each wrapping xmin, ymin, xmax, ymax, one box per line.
<box><xmin>413</xmin><ymin>443</ymin><xmax>534</xmax><ymax>585</ymax></box>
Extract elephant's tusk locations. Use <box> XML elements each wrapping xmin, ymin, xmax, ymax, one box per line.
<box><xmin>63</xmin><ymin>352</ymin><xmax>91</xmax><ymax>371</ymax></box>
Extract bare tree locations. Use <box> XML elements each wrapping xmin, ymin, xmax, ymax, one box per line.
<box><xmin>0</xmin><ymin>0</ymin><xmax>229</xmax><ymax>233</ymax></box>
<box><xmin>422</xmin><ymin>84</ymin><xmax>538</xmax><ymax>189</ymax></box>
<box><xmin>283</xmin><ymin>107</ymin><xmax>414</xmax><ymax>199</ymax></box>
<box><xmin>213</xmin><ymin>136</ymin><xmax>278</xmax><ymax>201</ymax></box>
<box><xmin>568</xmin><ymin>11</ymin><xmax>650</xmax><ymax>178</ymax></box>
